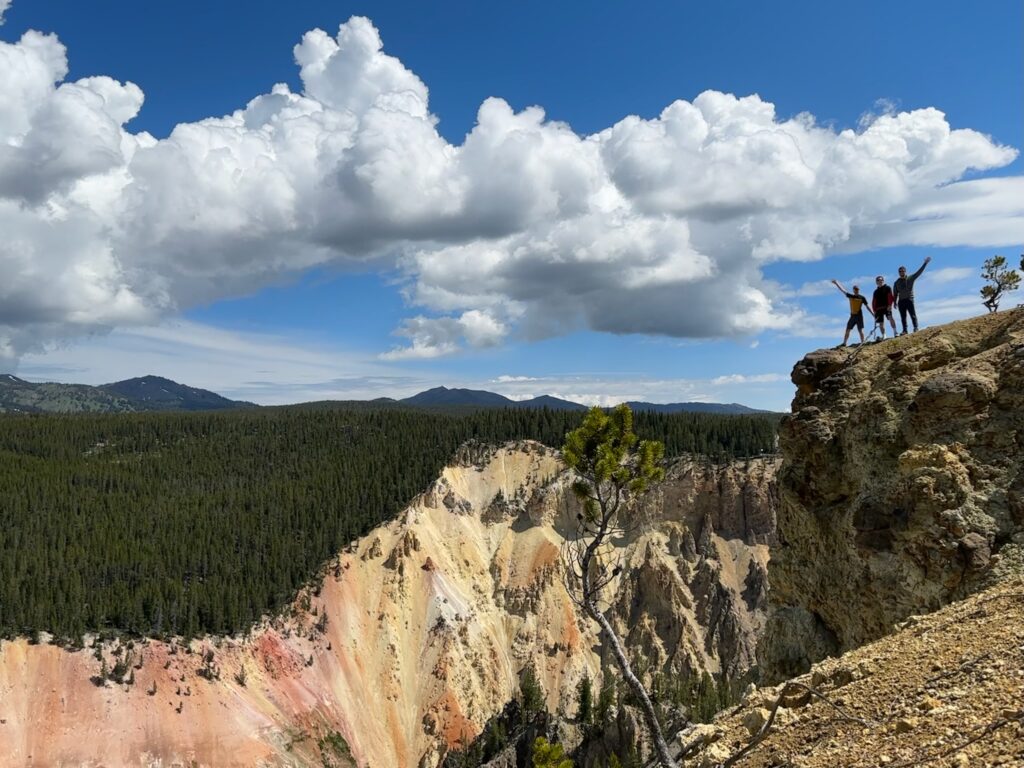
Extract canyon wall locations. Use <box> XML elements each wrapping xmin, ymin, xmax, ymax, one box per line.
<box><xmin>759</xmin><ymin>309</ymin><xmax>1024</xmax><ymax>682</ymax></box>
<box><xmin>0</xmin><ymin>442</ymin><xmax>778</xmax><ymax>767</ymax></box>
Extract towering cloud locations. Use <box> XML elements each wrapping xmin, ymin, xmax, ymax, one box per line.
<box><xmin>0</xmin><ymin>15</ymin><xmax>1018</xmax><ymax>367</ymax></box>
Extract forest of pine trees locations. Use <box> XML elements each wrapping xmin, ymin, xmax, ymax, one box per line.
<box><xmin>0</xmin><ymin>405</ymin><xmax>778</xmax><ymax>641</ymax></box>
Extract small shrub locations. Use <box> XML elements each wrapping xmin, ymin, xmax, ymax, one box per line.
<box><xmin>532</xmin><ymin>737</ymin><xmax>573</xmax><ymax>768</ymax></box>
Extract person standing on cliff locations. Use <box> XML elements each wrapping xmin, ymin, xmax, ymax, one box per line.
<box><xmin>871</xmin><ymin>276</ymin><xmax>897</xmax><ymax>340</ymax></box>
<box><xmin>893</xmin><ymin>256</ymin><xmax>932</xmax><ymax>335</ymax></box>
<box><xmin>831</xmin><ymin>279</ymin><xmax>869</xmax><ymax>346</ymax></box>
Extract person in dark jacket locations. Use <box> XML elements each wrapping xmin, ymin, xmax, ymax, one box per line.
<box><xmin>893</xmin><ymin>256</ymin><xmax>932</xmax><ymax>335</ymax></box>
<box><xmin>871</xmin><ymin>276</ymin><xmax>896</xmax><ymax>339</ymax></box>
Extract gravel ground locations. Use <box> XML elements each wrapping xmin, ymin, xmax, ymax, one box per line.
<box><xmin>682</xmin><ymin>579</ymin><xmax>1024</xmax><ymax>768</ymax></box>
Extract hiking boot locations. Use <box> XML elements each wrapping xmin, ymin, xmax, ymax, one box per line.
<box><xmin>899</xmin><ymin>331</ymin><xmax>907</xmax><ymax>336</ymax></box>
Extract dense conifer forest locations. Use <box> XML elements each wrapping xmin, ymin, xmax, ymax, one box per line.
<box><xmin>0</xmin><ymin>405</ymin><xmax>778</xmax><ymax>641</ymax></box>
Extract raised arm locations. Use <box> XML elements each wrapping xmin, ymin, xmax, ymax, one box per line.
<box><xmin>831</xmin><ymin>279</ymin><xmax>847</xmax><ymax>296</ymax></box>
<box><xmin>912</xmin><ymin>256</ymin><xmax>931</xmax><ymax>280</ymax></box>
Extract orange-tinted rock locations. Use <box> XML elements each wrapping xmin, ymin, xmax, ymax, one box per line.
<box><xmin>0</xmin><ymin>441</ymin><xmax>777</xmax><ymax>767</ymax></box>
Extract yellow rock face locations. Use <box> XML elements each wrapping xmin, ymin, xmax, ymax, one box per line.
<box><xmin>0</xmin><ymin>441</ymin><xmax>777</xmax><ymax>767</ymax></box>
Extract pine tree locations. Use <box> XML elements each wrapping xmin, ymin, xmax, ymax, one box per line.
<box><xmin>576</xmin><ymin>674</ymin><xmax>593</xmax><ymax>726</ymax></box>
<box><xmin>980</xmin><ymin>255</ymin><xmax>1021</xmax><ymax>312</ymax></box>
<box><xmin>520</xmin><ymin>663</ymin><xmax>545</xmax><ymax>714</ymax></box>
<box><xmin>561</xmin><ymin>406</ymin><xmax>675</xmax><ymax>767</ymax></box>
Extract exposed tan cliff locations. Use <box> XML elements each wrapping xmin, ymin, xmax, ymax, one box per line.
<box><xmin>0</xmin><ymin>442</ymin><xmax>778</xmax><ymax>768</ymax></box>
<box><xmin>759</xmin><ymin>308</ymin><xmax>1024</xmax><ymax>682</ymax></box>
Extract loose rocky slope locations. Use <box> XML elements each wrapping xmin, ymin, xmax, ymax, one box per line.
<box><xmin>686</xmin><ymin>578</ymin><xmax>1024</xmax><ymax>768</ymax></box>
<box><xmin>0</xmin><ymin>442</ymin><xmax>778</xmax><ymax>767</ymax></box>
<box><xmin>760</xmin><ymin>308</ymin><xmax>1024</xmax><ymax>682</ymax></box>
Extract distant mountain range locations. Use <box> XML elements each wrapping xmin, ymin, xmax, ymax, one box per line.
<box><xmin>395</xmin><ymin>386</ymin><xmax>772</xmax><ymax>414</ymax></box>
<box><xmin>0</xmin><ymin>374</ymin><xmax>254</xmax><ymax>414</ymax></box>
<box><xmin>0</xmin><ymin>377</ymin><xmax>775</xmax><ymax>415</ymax></box>
<box><xmin>102</xmin><ymin>376</ymin><xmax>251</xmax><ymax>411</ymax></box>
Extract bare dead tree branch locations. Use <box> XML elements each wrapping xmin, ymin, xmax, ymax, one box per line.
<box><xmin>718</xmin><ymin>682</ymin><xmax>875</xmax><ymax>768</ymax></box>
<box><xmin>885</xmin><ymin>712</ymin><xmax>1021</xmax><ymax>768</ymax></box>
<box><xmin>675</xmin><ymin>726</ymin><xmax>722</xmax><ymax>764</ymax></box>
<box><xmin>875</xmin><ymin>649</ymin><xmax>1005</xmax><ymax>725</ymax></box>
<box><xmin>923</xmin><ymin>652</ymin><xmax>993</xmax><ymax>687</ymax></box>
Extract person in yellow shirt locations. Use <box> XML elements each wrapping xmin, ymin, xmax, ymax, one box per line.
<box><xmin>831</xmin><ymin>279</ymin><xmax>869</xmax><ymax>346</ymax></box>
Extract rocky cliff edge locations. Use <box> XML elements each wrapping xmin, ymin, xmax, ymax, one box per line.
<box><xmin>759</xmin><ymin>308</ymin><xmax>1024</xmax><ymax>682</ymax></box>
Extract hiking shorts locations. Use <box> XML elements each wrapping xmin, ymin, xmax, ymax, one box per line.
<box><xmin>874</xmin><ymin>307</ymin><xmax>892</xmax><ymax>324</ymax></box>
<box><xmin>846</xmin><ymin>313</ymin><xmax>864</xmax><ymax>331</ymax></box>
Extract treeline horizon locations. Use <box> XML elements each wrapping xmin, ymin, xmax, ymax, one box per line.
<box><xmin>0</xmin><ymin>405</ymin><xmax>779</xmax><ymax>642</ymax></box>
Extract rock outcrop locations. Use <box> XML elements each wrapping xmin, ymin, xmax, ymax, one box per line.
<box><xmin>760</xmin><ymin>309</ymin><xmax>1024</xmax><ymax>682</ymax></box>
<box><xmin>0</xmin><ymin>441</ymin><xmax>778</xmax><ymax>768</ymax></box>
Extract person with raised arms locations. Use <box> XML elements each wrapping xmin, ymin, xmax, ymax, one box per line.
<box><xmin>831</xmin><ymin>279</ymin><xmax>869</xmax><ymax>347</ymax></box>
<box><xmin>893</xmin><ymin>256</ymin><xmax>932</xmax><ymax>335</ymax></box>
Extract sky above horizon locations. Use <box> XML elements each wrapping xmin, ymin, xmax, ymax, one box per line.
<box><xmin>1</xmin><ymin>0</ymin><xmax>1021</xmax><ymax>409</ymax></box>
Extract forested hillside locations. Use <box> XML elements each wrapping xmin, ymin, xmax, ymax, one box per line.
<box><xmin>0</xmin><ymin>406</ymin><xmax>778</xmax><ymax>641</ymax></box>
<box><xmin>0</xmin><ymin>374</ymin><xmax>252</xmax><ymax>413</ymax></box>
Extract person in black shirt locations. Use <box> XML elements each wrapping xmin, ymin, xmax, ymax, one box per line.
<box><xmin>831</xmin><ymin>279</ymin><xmax>868</xmax><ymax>346</ymax></box>
<box><xmin>871</xmin><ymin>276</ymin><xmax>896</xmax><ymax>339</ymax></box>
<box><xmin>893</xmin><ymin>256</ymin><xmax>931</xmax><ymax>335</ymax></box>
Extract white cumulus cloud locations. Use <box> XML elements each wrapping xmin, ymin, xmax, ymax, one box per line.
<box><xmin>0</xmin><ymin>15</ymin><xmax>1019</xmax><ymax>370</ymax></box>
<box><xmin>711</xmin><ymin>373</ymin><xmax>787</xmax><ymax>385</ymax></box>
<box><xmin>379</xmin><ymin>309</ymin><xmax>507</xmax><ymax>360</ymax></box>
<box><xmin>928</xmin><ymin>266</ymin><xmax>976</xmax><ymax>284</ymax></box>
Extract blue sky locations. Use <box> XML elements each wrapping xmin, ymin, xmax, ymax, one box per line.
<box><xmin>2</xmin><ymin>0</ymin><xmax>1021</xmax><ymax>409</ymax></box>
